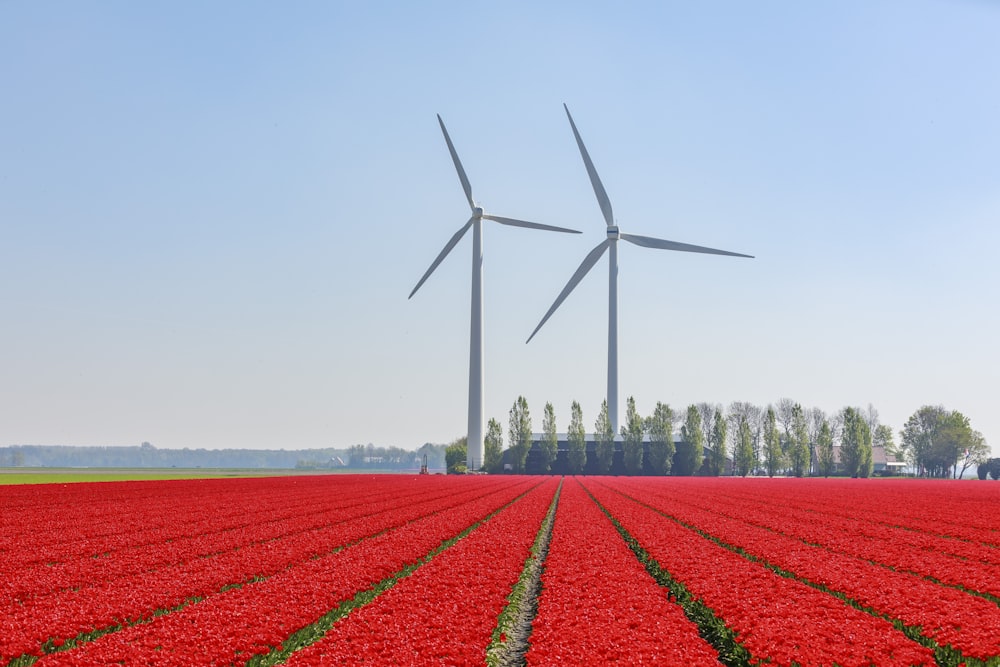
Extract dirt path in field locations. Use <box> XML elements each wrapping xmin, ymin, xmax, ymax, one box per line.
<box><xmin>489</xmin><ymin>479</ymin><xmax>561</xmax><ymax>667</ymax></box>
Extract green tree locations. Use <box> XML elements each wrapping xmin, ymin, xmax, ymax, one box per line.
<box><xmin>789</xmin><ymin>403</ymin><xmax>810</xmax><ymax>477</ymax></box>
<box><xmin>646</xmin><ymin>402</ymin><xmax>675</xmax><ymax>475</ymax></box>
<box><xmin>899</xmin><ymin>405</ymin><xmax>978</xmax><ymax>478</ymax></box>
<box><xmin>621</xmin><ymin>396</ymin><xmax>645</xmax><ymax>475</ymax></box>
<box><xmin>729</xmin><ymin>402</ymin><xmax>763</xmax><ymax>472</ymax></box>
<box><xmin>696</xmin><ymin>403</ymin><xmax>720</xmax><ymax>446</ymax></box>
<box><xmin>807</xmin><ymin>407</ymin><xmax>828</xmax><ymax>473</ymax></box>
<box><xmin>735</xmin><ymin>415</ymin><xmax>754</xmax><ymax>477</ymax></box>
<box><xmin>816</xmin><ymin>419</ymin><xmax>835</xmax><ymax>477</ymax></box>
<box><xmin>705</xmin><ymin>409</ymin><xmax>727</xmax><ymax>476</ymax></box>
<box><xmin>445</xmin><ymin>436</ymin><xmax>467</xmax><ymax>474</ymax></box>
<box><xmin>957</xmin><ymin>429</ymin><xmax>989</xmax><ymax>479</ymax></box>
<box><xmin>774</xmin><ymin>398</ymin><xmax>797</xmax><ymax>463</ymax></box>
<box><xmin>839</xmin><ymin>407</ymin><xmax>862</xmax><ymax>477</ymax></box>
<box><xmin>859</xmin><ymin>420</ymin><xmax>874</xmax><ymax>477</ymax></box>
<box><xmin>507</xmin><ymin>396</ymin><xmax>532</xmax><ymax>474</ymax></box>
<box><xmin>542</xmin><ymin>402</ymin><xmax>558</xmax><ymax>474</ymax></box>
<box><xmin>567</xmin><ymin>401</ymin><xmax>587</xmax><ymax>474</ymax></box>
<box><xmin>901</xmin><ymin>406</ymin><xmax>938</xmax><ymax>475</ymax></box>
<box><xmin>763</xmin><ymin>406</ymin><xmax>783</xmax><ymax>477</ymax></box>
<box><xmin>484</xmin><ymin>418</ymin><xmax>503</xmax><ymax>473</ymax></box>
<box><xmin>840</xmin><ymin>407</ymin><xmax>872</xmax><ymax>477</ymax></box>
<box><xmin>680</xmin><ymin>405</ymin><xmax>704</xmax><ymax>476</ymax></box>
<box><xmin>934</xmin><ymin>410</ymin><xmax>982</xmax><ymax>478</ymax></box>
<box><xmin>594</xmin><ymin>399</ymin><xmax>614</xmax><ymax>474</ymax></box>
<box><xmin>873</xmin><ymin>424</ymin><xmax>900</xmax><ymax>461</ymax></box>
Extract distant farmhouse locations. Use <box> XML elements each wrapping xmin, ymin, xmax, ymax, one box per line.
<box><xmin>830</xmin><ymin>444</ymin><xmax>906</xmax><ymax>476</ymax></box>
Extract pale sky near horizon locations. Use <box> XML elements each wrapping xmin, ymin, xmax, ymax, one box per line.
<box><xmin>2</xmin><ymin>1</ymin><xmax>997</xmax><ymax>456</ymax></box>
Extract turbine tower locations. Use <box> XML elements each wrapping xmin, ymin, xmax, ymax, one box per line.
<box><xmin>411</xmin><ymin>115</ymin><xmax>580</xmax><ymax>470</ymax></box>
<box><xmin>527</xmin><ymin>104</ymin><xmax>753</xmax><ymax>434</ymax></box>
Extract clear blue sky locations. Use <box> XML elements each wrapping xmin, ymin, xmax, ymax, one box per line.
<box><xmin>2</xmin><ymin>1</ymin><xmax>997</xmax><ymax>455</ymax></box>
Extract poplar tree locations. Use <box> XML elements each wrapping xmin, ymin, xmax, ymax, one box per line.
<box><xmin>840</xmin><ymin>407</ymin><xmax>872</xmax><ymax>477</ymax></box>
<box><xmin>507</xmin><ymin>396</ymin><xmax>532</xmax><ymax>474</ymax></box>
<box><xmin>621</xmin><ymin>396</ymin><xmax>645</xmax><ymax>475</ymax></box>
<box><xmin>764</xmin><ymin>406</ymin><xmax>783</xmax><ymax>477</ymax></box>
<box><xmin>789</xmin><ymin>403</ymin><xmax>810</xmax><ymax>477</ymax></box>
<box><xmin>696</xmin><ymin>402</ymin><xmax>720</xmax><ymax>446</ymax></box>
<box><xmin>729</xmin><ymin>401</ymin><xmax>764</xmax><ymax>468</ymax></box>
<box><xmin>484</xmin><ymin>418</ymin><xmax>503</xmax><ymax>473</ymax></box>
<box><xmin>567</xmin><ymin>401</ymin><xmax>587</xmax><ymax>474</ymax></box>
<box><xmin>542</xmin><ymin>402</ymin><xmax>558</xmax><ymax>474</ymax></box>
<box><xmin>646</xmin><ymin>402</ymin><xmax>675</xmax><ymax>475</ymax></box>
<box><xmin>859</xmin><ymin>426</ymin><xmax>874</xmax><ymax>478</ymax></box>
<box><xmin>594</xmin><ymin>399</ymin><xmax>614</xmax><ymax>474</ymax></box>
<box><xmin>816</xmin><ymin>419</ymin><xmax>835</xmax><ymax>477</ymax></box>
<box><xmin>735</xmin><ymin>415</ymin><xmax>755</xmax><ymax>476</ymax></box>
<box><xmin>707</xmin><ymin>409</ymin><xmax>728</xmax><ymax>476</ymax></box>
<box><xmin>681</xmin><ymin>405</ymin><xmax>704</xmax><ymax>475</ymax></box>
<box><xmin>773</xmin><ymin>397</ymin><xmax>796</xmax><ymax>463</ymax></box>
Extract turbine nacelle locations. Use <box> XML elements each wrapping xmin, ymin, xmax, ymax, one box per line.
<box><xmin>409</xmin><ymin>116</ymin><xmax>580</xmax><ymax>302</ymax></box>
<box><xmin>606</xmin><ymin>226</ymin><xmax>620</xmax><ymax>240</ymax></box>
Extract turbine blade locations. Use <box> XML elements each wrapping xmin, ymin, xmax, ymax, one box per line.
<box><xmin>408</xmin><ymin>217</ymin><xmax>476</xmax><ymax>299</ymax></box>
<box><xmin>526</xmin><ymin>240</ymin><xmax>610</xmax><ymax>343</ymax></box>
<box><xmin>482</xmin><ymin>214</ymin><xmax>581</xmax><ymax>234</ymax></box>
<box><xmin>437</xmin><ymin>115</ymin><xmax>476</xmax><ymax>211</ymax></box>
<box><xmin>620</xmin><ymin>232</ymin><xmax>754</xmax><ymax>258</ymax></box>
<box><xmin>564</xmin><ymin>104</ymin><xmax>614</xmax><ymax>227</ymax></box>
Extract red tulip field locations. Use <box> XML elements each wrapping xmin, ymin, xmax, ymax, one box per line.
<box><xmin>2</xmin><ymin>475</ymin><xmax>999</xmax><ymax>666</ymax></box>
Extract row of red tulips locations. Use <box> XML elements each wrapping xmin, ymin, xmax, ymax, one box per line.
<box><xmin>282</xmin><ymin>478</ymin><xmax>560</xmax><ymax>665</ymax></box>
<box><xmin>723</xmin><ymin>489</ymin><xmax>1000</xmax><ymax>598</ymax></box>
<box><xmin>699</xmin><ymin>477</ymin><xmax>1000</xmax><ymax>547</ymax></box>
<box><xmin>2</xmin><ymin>476</ymin><xmax>440</xmax><ymax>590</ymax></box>
<box><xmin>602</xmin><ymin>477</ymin><xmax>1000</xmax><ymax>662</ymax></box>
<box><xmin>5</xmin><ymin>475</ymin><xmax>999</xmax><ymax>666</ymax></box>
<box><xmin>32</xmin><ymin>478</ymin><xmax>541</xmax><ymax>666</ymax></box>
<box><xmin>586</xmin><ymin>478</ymin><xmax>937</xmax><ymax>666</ymax></box>
<box><xmin>5</xmin><ymin>478</ymin><xmax>444</xmax><ymax>604</ymax></box>
<box><xmin>681</xmin><ymin>479</ymin><xmax>1000</xmax><ymax>590</ymax></box>
<box><xmin>1</xmin><ymin>478</ymin><xmax>341</xmax><ymax>569</ymax></box>
<box><xmin>525</xmin><ymin>479</ymin><xmax>722</xmax><ymax>665</ymax></box>
<box><xmin>2</xmin><ymin>476</ymin><xmax>535</xmax><ymax>662</ymax></box>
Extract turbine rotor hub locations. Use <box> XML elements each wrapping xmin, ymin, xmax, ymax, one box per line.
<box><xmin>607</xmin><ymin>225</ymin><xmax>620</xmax><ymax>239</ymax></box>
<box><xmin>473</xmin><ymin>206</ymin><xmax>484</xmax><ymax>218</ymax></box>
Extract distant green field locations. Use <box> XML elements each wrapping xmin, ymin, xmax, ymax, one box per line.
<box><xmin>0</xmin><ymin>468</ymin><xmax>316</xmax><ymax>485</ymax></box>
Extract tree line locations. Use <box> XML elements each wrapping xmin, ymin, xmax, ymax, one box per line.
<box><xmin>338</xmin><ymin>442</ymin><xmax>445</xmax><ymax>471</ymax></box>
<box><xmin>445</xmin><ymin>397</ymin><xmax>989</xmax><ymax>478</ymax></box>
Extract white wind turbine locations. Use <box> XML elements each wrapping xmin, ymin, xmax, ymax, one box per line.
<box><xmin>410</xmin><ymin>115</ymin><xmax>580</xmax><ymax>470</ymax></box>
<box><xmin>527</xmin><ymin>104</ymin><xmax>753</xmax><ymax>435</ymax></box>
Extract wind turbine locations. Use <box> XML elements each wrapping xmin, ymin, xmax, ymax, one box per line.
<box><xmin>527</xmin><ymin>104</ymin><xmax>753</xmax><ymax>435</ymax></box>
<box><xmin>410</xmin><ymin>114</ymin><xmax>580</xmax><ymax>470</ymax></box>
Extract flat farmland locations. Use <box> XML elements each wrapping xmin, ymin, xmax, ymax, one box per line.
<box><xmin>0</xmin><ymin>469</ymin><xmax>311</xmax><ymax>486</ymax></box>
<box><xmin>2</xmin><ymin>475</ymin><xmax>998</xmax><ymax>666</ymax></box>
